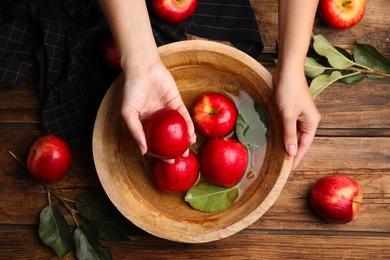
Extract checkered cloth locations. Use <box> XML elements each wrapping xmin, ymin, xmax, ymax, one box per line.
<box><xmin>0</xmin><ymin>0</ymin><xmax>263</xmax><ymax>141</ymax></box>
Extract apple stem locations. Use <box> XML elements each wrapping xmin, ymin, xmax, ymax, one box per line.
<box><xmin>9</xmin><ymin>150</ymin><xmax>79</xmax><ymax>225</ymax></box>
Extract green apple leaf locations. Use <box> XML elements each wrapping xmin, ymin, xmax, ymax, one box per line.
<box><xmin>76</xmin><ymin>192</ymin><xmax>121</xmax><ymax>222</ymax></box>
<box><xmin>310</xmin><ymin>71</ymin><xmax>344</xmax><ymax>98</ymax></box>
<box><xmin>354</xmin><ymin>43</ymin><xmax>390</xmax><ymax>74</ymax></box>
<box><xmin>76</xmin><ymin>192</ymin><xmax>132</xmax><ymax>241</ymax></box>
<box><xmin>236</xmin><ymin>98</ymin><xmax>268</xmax><ymax>151</ymax></box>
<box><xmin>38</xmin><ymin>205</ymin><xmax>73</xmax><ymax>258</ymax></box>
<box><xmin>339</xmin><ymin>70</ymin><xmax>365</xmax><ymax>84</ymax></box>
<box><xmin>313</xmin><ymin>34</ymin><xmax>355</xmax><ymax>69</ymax></box>
<box><xmin>304</xmin><ymin>57</ymin><xmax>328</xmax><ymax>78</ymax></box>
<box><xmin>74</xmin><ymin>225</ymin><xmax>113</xmax><ymax>260</ymax></box>
<box><xmin>185</xmin><ymin>182</ymin><xmax>239</xmax><ymax>213</ymax></box>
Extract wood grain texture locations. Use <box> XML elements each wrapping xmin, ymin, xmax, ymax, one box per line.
<box><xmin>1</xmin><ymin>0</ymin><xmax>390</xmax><ymax>258</ymax></box>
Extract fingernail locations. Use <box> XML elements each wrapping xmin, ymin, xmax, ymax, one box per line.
<box><xmin>287</xmin><ymin>145</ymin><xmax>297</xmax><ymax>156</ymax></box>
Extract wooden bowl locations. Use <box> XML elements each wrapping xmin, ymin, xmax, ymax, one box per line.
<box><xmin>92</xmin><ymin>40</ymin><xmax>293</xmax><ymax>243</ymax></box>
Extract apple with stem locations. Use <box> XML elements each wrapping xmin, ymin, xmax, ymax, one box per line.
<box><xmin>27</xmin><ymin>135</ymin><xmax>73</xmax><ymax>182</ymax></box>
<box><xmin>191</xmin><ymin>92</ymin><xmax>238</xmax><ymax>138</ymax></box>
<box><xmin>143</xmin><ymin>108</ymin><xmax>189</xmax><ymax>159</ymax></box>
<box><xmin>199</xmin><ymin>137</ymin><xmax>248</xmax><ymax>187</ymax></box>
<box><xmin>310</xmin><ymin>175</ymin><xmax>363</xmax><ymax>224</ymax></box>
<box><xmin>151</xmin><ymin>150</ymin><xmax>199</xmax><ymax>193</ymax></box>
<box><xmin>318</xmin><ymin>0</ymin><xmax>366</xmax><ymax>30</ymax></box>
<box><xmin>150</xmin><ymin>0</ymin><xmax>198</xmax><ymax>24</ymax></box>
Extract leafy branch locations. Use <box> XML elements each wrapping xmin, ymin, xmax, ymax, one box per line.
<box><xmin>305</xmin><ymin>34</ymin><xmax>390</xmax><ymax>98</ymax></box>
<box><xmin>9</xmin><ymin>151</ymin><xmax>135</xmax><ymax>260</ymax></box>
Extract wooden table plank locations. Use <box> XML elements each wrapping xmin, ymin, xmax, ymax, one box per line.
<box><xmin>252</xmin><ymin>0</ymin><xmax>390</xmax><ymax>57</ymax></box>
<box><xmin>1</xmin><ymin>0</ymin><xmax>390</xmax><ymax>259</ymax></box>
<box><xmin>1</xmin><ymin>229</ymin><xmax>389</xmax><ymax>260</ymax></box>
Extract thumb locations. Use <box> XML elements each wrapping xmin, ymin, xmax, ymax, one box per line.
<box><xmin>283</xmin><ymin>117</ymin><xmax>298</xmax><ymax>157</ymax></box>
<box><xmin>122</xmin><ymin>110</ymin><xmax>148</xmax><ymax>156</ymax></box>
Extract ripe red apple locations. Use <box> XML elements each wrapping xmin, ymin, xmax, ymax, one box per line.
<box><xmin>27</xmin><ymin>135</ymin><xmax>72</xmax><ymax>182</ymax></box>
<box><xmin>199</xmin><ymin>137</ymin><xmax>248</xmax><ymax>187</ymax></box>
<box><xmin>318</xmin><ymin>0</ymin><xmax>366</xmax><ymax>30</ymax></box>
<box><xmin>150</xmin><ymin>0</ymin><xmax>198</xmax><ymax>24</ymax></box>
<box><xmin>143</xmin><ymin>108</ymin><xmax>189</xmax><ymax>159</ymax></box>
<box><xmin>100</xmin><ymin>34</ymin><xmax>121</xmax><ymax>71</ymax></box>
<box><xmin>191</xmin><ymin>92</ymin><xmax>238</xmax><ymax>138</ymax></box>
<box><xmin>151</xmin><ymin>150</ymin><xmax>199</xmax><ymax>193</ymax></box>
<box><xmin>310</xmin><ymin>175</ymin><xmax>363</xmax><ymax>224</ymax></box>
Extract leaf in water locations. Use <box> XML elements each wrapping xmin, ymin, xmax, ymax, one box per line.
<box><xmin>90</xmin><ymin>219</ymin><xmax>130</xmax><ymax>242</ymax></box>
<box><xmin>304</xmin><ymin>57</ymin><xmax>328</xmax><ymax>78</ymax></box>
<box><xmin>236</xmin><ymin>97</ymin><xmax>268</xmax><ymax>150</ymax></box>
<box><xmin>354</xmin><ymin>43</ymin><xmax>390</xmax><ymax>74</ymax></box>
<box><xmin>38</xmin><ymin>205</ymin><xmax>73</xmax><ymax>258</ymax></box>
<box><xmin>313</xmin><ymin>34</ymin><xmax>355</xmax><ymax>70</ymax></box>
<box><xmin>310</xmin><ymin>71</ymin><xmax>344</xmax><ymax>98</ymax></box>
<box><xmin>74</xmin><ymin>225</ymin><xmax>113</xmax><ymax>260</ymax></box>
<box><xmin>185</xmin><ymin>182</ymin><xmax>239</xmax><ymax>213</ymax></box>
<box><xmin>76</xmin><ymin>192</ymin><xmax>121</xmax><ymax>222</ymax></box>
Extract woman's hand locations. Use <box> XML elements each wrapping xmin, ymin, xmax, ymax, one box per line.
<box><xmin>273</xmin><ymin>67</ymin><xmax>320</xmax><ymax>170</ymax></box>
<box><xmin>120</xmin><ymin>57</ymin><xmax>196</xmax><ymax>156</ymax></box>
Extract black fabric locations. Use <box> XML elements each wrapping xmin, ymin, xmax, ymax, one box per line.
<box><xmin>0</xmin><ymin>0</ymin><xmax>263</xmax><ymax>141</ymax></box>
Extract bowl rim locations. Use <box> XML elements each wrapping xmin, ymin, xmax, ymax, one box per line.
<box><xmin>92</xmin><ymin>40</ymin><xmax>293</xmax><ymax>243</ymax></box>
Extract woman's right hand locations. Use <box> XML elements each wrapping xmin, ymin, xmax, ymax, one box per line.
<box><xmin>120</xmin><ymin>56</ymin><xmax>196</xmax><ymax>156</ymax></box>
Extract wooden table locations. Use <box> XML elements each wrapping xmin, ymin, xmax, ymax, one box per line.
<box><xmin>1</xmin><ymin>0</ymin><xmax>390</xmax><ymax>259</ymax></box>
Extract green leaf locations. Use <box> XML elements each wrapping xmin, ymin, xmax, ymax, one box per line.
<box><xmin>354</xmin><ymin>43</ymin><xmax>390</xmax><ymax>74</ymax></box>
<box><xmin>304</xmin><ymin>57</ymin><xmax>328</xmax><ymax>78</ymax></box>
<box><xmin>38</xmin><ymin>205</ymin><xmax>73</xmax><ymax>258</ymax></box>
<box><xmin>76</xmin><ymin>192</ymin><xmax>120</xmax><ymax>222</ymax></box>
<box><xmin>339</xmin><ymin>70</ymin><xmax>365</xmax><ymax>84</ymax></box>
<box><xmin>90</xmin><ymin>220</ymin><xmax>130</xmax><ymax>242</ymax></box>
<box><xmin>185</xmin><ymin>182</ymin><xmax>239</xmax><ymax>213</ymax></box>
<box><xmin>74</xmin><ymin>225</ymin><xmax>113</xmax><ymax>260</ymax></box>
<box><xmin>236</xmin><ymin>98</ymin><xmax>268</xmax><ymax>150</ymax></box>
<box><xmin>313</xmin><ymin>34</ymin><xmax>355</xmax><ymax>69</ymax></box>
<box><xmin>310</xmin><ymin>71</ymin><xmax>344</xmax><ymax>98</ymax></box>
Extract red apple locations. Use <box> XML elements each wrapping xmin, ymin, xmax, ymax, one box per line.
<box><xmin>310</xmin><ymin>175</ymin><xmax>363</xmax><ymax>224</ymax></box>
<box><xmin>143</xmin><ymin>108</ymin><xmax>189</xmax><ymax>159</ymax></box>
<box><xmin>199</xmin><ymin>137</ymin><xmax>248</xmax><ymax>187</ymax></box>
<box><xmin>151</xmin><ymin>0</ymin><xmax>198</xmax><ymax>24</ymax></box>
<box><xmin>151</xmin><ymin>150</ymin><xmax>199</xmax><ymax>193</ymax></box>
<box><xmin>100</xmin><ymin>34</ymin><xmax>121</xmax><ymax>71</ymax></box>
<box><xmin>191</xmin><ymin>92</ymin><xmax>238</xmax><ymax>138</ymax></box>
<box><xmin>27</xmin><ymin>135</ymin><xmax>72</xmax><ymax>182</ymax></box>
<box><xmin>318</xmin><ymin>0</ymin><xmax>366</xmax><ymax>30</ymax></box>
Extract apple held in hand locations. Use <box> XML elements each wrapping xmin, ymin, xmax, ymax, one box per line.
<box><xmin>143</xmin><ymin>108</ymin><xmax>189</xmax><ymax>159</ymax></box>
<box><xmin>318</xmin><ymin>0</ymin><xmax>366</xmax><ymax>30</ymax></box>
<box><xmin>151</xmin><ymin>150</ymin><xmax>199</xmax><ymax>193</ymax></box>
<box><xmin>310</xmin><ymin>175</ymin><xmax>363</xmax><ymax>224</ymax></box>
<box><xmin>151</xmin><ymin>0</ymin><xmax>198</xmax><ymax>24</ymax></box>
<box><xmin>27</xmin><ymin>135</ymin><xmax>73</xmax><ymax>182</ymax></box>
<box><xmin>100</xmin><ymin>34</ymin><xmax>121</xmax><ymax>71</ymax></box>
<box><xmin>191</xmin><ymin>92</ymin><xmax>238</xmax><ymax>138</ymax></box>
<box><xmin>199</xmin><ymin>137</ymin><xmax>248</xmax><ymax>187</ymax></box>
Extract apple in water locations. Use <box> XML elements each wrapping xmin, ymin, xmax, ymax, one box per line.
<box><xmin>143</xmin><ymin>108</ymin><xmax>189</xmax><ymax>159</ymax></box>
<box><xmin>27</xmin><ymin>135</ymin><xmax>73</xmax><ymax>182</ymax></box>
<box><xmin>199</xmin><ymin>137</ymin><xmax>248</xmax><ymax>186</ymax></box>
<box><xmin>318</xmin><ymin>0</ymin><xmax>366</xmax><ymax>30</ymax></box>
<box><xmin>151</xmin><ymin>150</ymin><xmax>199</xmax><ymax>193</ymax></box>
<box><xmin>191</xmin><ymin>92</ymin><xmax>238</xmax><ymax>138</ymax></box>
<box><xmin>310</xmin><ymin>175</ymin><xmax>363</xmax><ymax>224</ymax></box>
<box><xmin>100</xmin><ymin>33</ymin><xmax>121</xmax><ymax>71</ymax></box>
<box><xmin>150</xmin><ymin>0</ymin><xmax>198</xmax><ymax>24</ymax></box>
